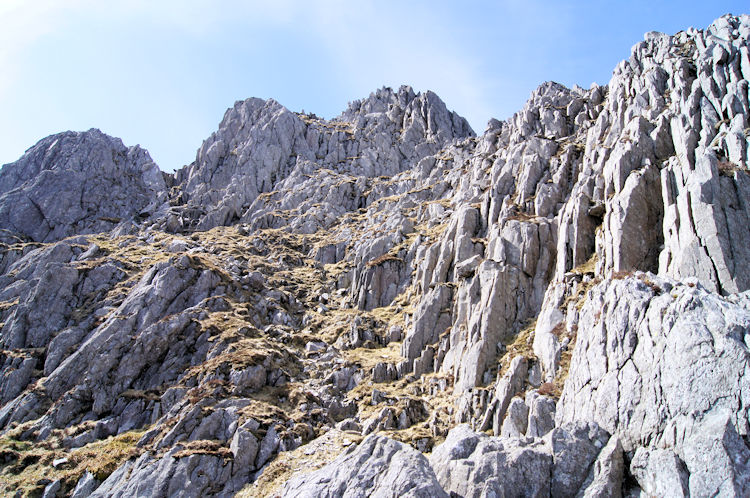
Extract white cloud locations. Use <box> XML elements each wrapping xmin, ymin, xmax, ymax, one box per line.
<box><xmin>2</xmin><ymin>0</ymin><xmax>540</xmax><ymax>168</ymax></box>
<box><xmin>0</xmin><ymin>1</ymin><xmax>83</xmax><ymax>56</ymax></box>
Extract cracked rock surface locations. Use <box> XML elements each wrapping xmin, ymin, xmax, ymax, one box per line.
<box><xmin>2</xmin><ymin>13</ymin><xmax>750</xmax><ymax>498</ymax></box>
<box><xmin>0</xmin><ymin>129</ymin><xmax>167</xmax><ymax>243</ymax></box>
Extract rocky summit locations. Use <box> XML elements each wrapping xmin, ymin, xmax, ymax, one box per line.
<box><xmin>1</xmin><ymin>14</ymin><xmax>750</xmax><ymax>498</ymax></box>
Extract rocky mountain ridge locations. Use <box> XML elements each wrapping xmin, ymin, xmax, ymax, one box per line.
<box><xmin>1</xmin><ymin>13</ymin><xmax>750</xmax><ymax>497</ymax></box>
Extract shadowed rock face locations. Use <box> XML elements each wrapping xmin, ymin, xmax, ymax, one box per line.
<box><xmin>2</xmin><ymin>14</ymin><xmax>750</xmax><ymax>498</ymax></box>
<box><xmin>0</xmin><ymin>128</ymin><xmax>168</xmax><ymax>243</ymax></box>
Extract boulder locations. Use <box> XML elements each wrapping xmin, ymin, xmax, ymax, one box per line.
<box><xmin>282</xmin><ymin>434</ymin><xmax>448</xmax><ymax>497</ymax></box>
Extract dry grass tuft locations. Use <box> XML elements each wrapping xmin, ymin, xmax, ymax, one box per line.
<box><xmin>717</xmin><ymin>159</ymin><xmax>745</xmax><ymax>177</ymax></box>
<box><xmin>537</xmin><ymin>382</ymin><xmax>558</xmax><ymax>397</ymax></box>
<box><xmin>365</xmin><ymin>254</ymin><xmax>404</xmax><ymax>268</ymax></box>
<box><xmin>637</xmin><ymin>274</ymin><xmax>663</xmax><ymax>294</ymax></box>
<box><xmin>495</xmin><ymin>318</ymin><xmax>537</xmax><ymax>379</ymax></box>
<box><xmin>0</xmin><ymin>429</ymin><xmax>146</xmax><ymax>496</ymax></box>
<box><xmin>611</xmin><ymin>270</ymin><xmax>633</xmax><ymax>280</ymax></box>
<box><xmin>238</xmin><ymin>429</ymin><xmax>363</xmax><ymax>498</ymax></box>
<box><xmin>173</xmin><ymin>439</ymin><xmax>232</xmax><ymax>460</ymax></box>
<box><xmin>571</xmin><ymin>253</ymin><xmax>597</xmax><ymax>275</ymax></box>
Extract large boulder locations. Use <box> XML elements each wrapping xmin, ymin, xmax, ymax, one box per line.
<box><xmin>282</xmin><ymin>434</ymin><xmax>448</xmax><ymax>498</ymax></box>
<box><xmin>429</xmin><ymin>423</ymin><xmax>616</xmax><ymax>497</ymax></box>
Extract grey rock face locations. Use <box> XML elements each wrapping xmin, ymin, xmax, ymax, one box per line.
<box><xmin>12</xmin><ymin>257</ymin><xmax>222</xmax><ymax>429</ymax></box>
<box><xmin>71</xmin><ymin>471</ymin><xmax>100</xmax><ymax>497</ymax></box>
<box><xmin>91</xmin><ymin>447</ymin><xmax>239</xmax><ymax>498</ymax></box>
<box><xmin>3</xmin><ymin>13</ymin><xmax>750</xmax><ymax>498</ymax></box>
<box><xmin>630</xmin><ymin>447</ymin><xmax>689</xmax><ymax>498</ymax></box>
<box><xmin>281</xmin><ymin>434</ymin><xmax>448</xmax><ymax>498</ymax></box>
<box><xmin>500</xmin><ymin>397</ymin><xmax>529</xmax><ymax>438</ymax></box>
<box><xmin>41</xmin><ymin>479</ymin><xmax>62</xmax><ymax>498</ymax></box>
<box><xmin>255</xmin><ymin>425</ymin><xmax>280</xmax><ymax>468</ymax></box>
<box><xmin>429</xmin><ymin>422</ymin><xmax>611</xmax><ymax>498</ymax></box>
<box><xmin>401</xmin><ymin>80</ymin><xmax>598</xmax><ymax>392</ymax></box>
<box><xmin>681</xmin><ymin>409</ymin><xmax>750</xmax><ymax>497</ymax></box>
<box><xmin>577</xmin><ymin>436</ymin><xmax>623</xmax><ymax>498</ymax></box>
<box><xmin>475</xmin><ymin>355</ymin><xmax>527</xmax><ymax>434</ymax></box>
<box><xmin>525</xmin><ymin>391</ymin><xmax>556</xmax><ymax>438</ymax></box>
<box><xmin>584</xmin><ymin>14</ymin><xmax>750</xmax><ymax>294</ymax></box>
<box><xmin>170</xmin><ymin>86</ymin><xmax>473</xmax><ymax>233</ymax></box>
<box><xmin>0</xmin><ymin>237</ymin><xmax>129</xmax><ymax>408</ymax></box>
<box><xmin>0</xmin><ymin>129</ymin><xmax>167</xmax><ymax>242</ymax></box>
<box><xmin>557</xmin><ymin>274</ymin><xmax>750</xmax><ymax>495</ymax></box>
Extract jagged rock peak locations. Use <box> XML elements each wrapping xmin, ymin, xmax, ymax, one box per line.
<box><xmin>0</xmin><ymin>128</ymin><xmax>157</xmax><ymax>192</ymax></box>
<box><xmin>0</xmin><ymin>128</ymin><xmax>167</xmax><ymax>243</ymax></box>
<box><xmin>497</xmin><ymin>79</ymin><xmax>605</xmax><ymax>145</ymax></box>
<box><xmin>167</xmin><ymin>85</ymin><xmax>474</xmax><ymax>231</ymax></box>
<box><xmin>338</xmin><ymin>84</ymin><xmax>474</xmax><ymax>140</ymax></box>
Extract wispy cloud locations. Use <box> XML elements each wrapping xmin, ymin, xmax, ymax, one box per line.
<box><xmin>79</xmin><ymin>0</ymin><xmax>302</xmax><ymax>36</ymax></box>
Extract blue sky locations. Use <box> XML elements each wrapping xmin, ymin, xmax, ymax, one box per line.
<box><xmin>1</xmin><ymin>1</ymin><xmax>746</xmax><ymax>172</ymax></box>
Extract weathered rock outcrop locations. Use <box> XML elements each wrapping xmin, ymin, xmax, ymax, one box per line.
<box><xmin>0</xmin><ymin>129</ymin><xmax>167</xmax><ymax>243</ymax></box>
<box><xmin>2</xmin><ymin>13</ymin><xmax>750</xmax><ymax>498</ymax></box>
<box><xmin>530</xmin><ymin>13</ymin><xmax>750</xmax><ymax>383</ymax></box>
<box><xmin>428</xmin><ymin>423</ymin><xmax>618</xmax><ymax>498</ymax></box>
<box><xmin>557</xmin><ymin>274</ymin><xmax>750</xmax><ymax>496</ymax></box>
<box><xmin>282</xmin><ymin>434</ymin><xmax>447</xmax><ymax>497</ymax></box>
<box><xmin>168</xmin><ymin>86</ymin><xmax>472</xmax><ymax>233</ymax></box>
<box><xmin>399</xmin><ymin>81</ymin><xmax>599</xmax><ymax>392</ymax></box>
